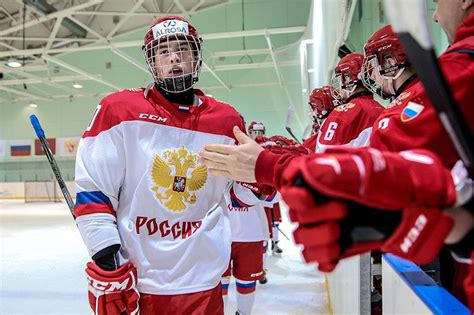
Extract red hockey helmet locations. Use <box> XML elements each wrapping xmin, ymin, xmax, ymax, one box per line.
<box><xmin>143</xmin><ymin>16</ymin><xmax>203</xmax><ymax>93</ymax></box>
<box><xmin>331</xmin><ymin>53</ymin><xmax>364</xmax><ymax>100</ymax></box>
<box><xmin>248</xmin><ymin>121</ymin><xmax>266</xmax><ymax>139</ymax></box>
<box><xmin>308</xmin><ymin>85</ymin><xmax>340</xmax><ymax>125</ymax></box>
<box><xmin>361</xmin><ymin>25</ymin><xmax>410</xmax><ymax>98</ymax></box>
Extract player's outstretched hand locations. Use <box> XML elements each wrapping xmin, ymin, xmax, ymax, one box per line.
<box><xmin>200</xmin><ymin>126</ymin><xmax>263</xmax><ymax>182</ymax></box>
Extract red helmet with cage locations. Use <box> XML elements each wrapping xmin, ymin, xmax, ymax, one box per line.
<box><xmin>248</xmin><ymin>121</ymin><xmax>266</xmax><ymax>139</ymax></box>
<box><xmin>331</xmin><ymin>53</ymin><xmax>364</xmax><ymax>100</ymax></box>
<box><xmin>143</xmin><ymin>16</ymin><xmax>203</xmax><ymax>93</ymax></box>
<box><xmin>361</xmin><ymin>25</ymin><xmax>410</xmax><ymax>98</ymax></box>
<box><xmin>308</xmin><ymin>85</ymin><xmax>340</xmax><ymax>125</ymax></box>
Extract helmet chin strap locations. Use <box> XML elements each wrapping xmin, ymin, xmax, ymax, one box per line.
<box><xmin>341</xmin><ymin>84</ymin><xmax>357</xmax><ymax>101</ymax></box>
<box><xmin>382</xmin><ymin>67</ymin><xmax>405</xmax><ymax>96</ymax></box>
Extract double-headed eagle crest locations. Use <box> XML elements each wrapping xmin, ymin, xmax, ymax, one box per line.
<box><xmin>150</xmin><ymin>146</ymin><xmax>208</xmax><ymax>212</ymax></box>
<box><xmin>334</xmin><ymin>102</ymin><xmax>356</xmax><ymax>112</ymax></box>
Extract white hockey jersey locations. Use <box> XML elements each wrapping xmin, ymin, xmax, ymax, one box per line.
<box><xmin>224</xmin><ymin>182</ymin><xmax>280</xmax><ymax>242</ymax></box>
<box><xmin>74</xmin><ymin>86</ymin><xmax>246</xmax><ymax>295</ymax></box>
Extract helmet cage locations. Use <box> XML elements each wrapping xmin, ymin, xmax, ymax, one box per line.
<box><xmin>143</xmin><ymin>31</ymin><xmax>203</xmax><ymax>93</ymax></box>
<box><xmin>330</xmin><ymin>72</ymin><xmax>358</xmax><ymax>101</ymax></box>
<box><xmin>248</xmin><ymin>121</ymin><xmax>266</xmax><ymax>139</ymax></box>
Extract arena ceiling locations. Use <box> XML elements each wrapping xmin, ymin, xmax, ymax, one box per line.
<box><xmin>0</xmin><ymin>0</ymin><xmax>311</xmax><ymax>104</ymax></box>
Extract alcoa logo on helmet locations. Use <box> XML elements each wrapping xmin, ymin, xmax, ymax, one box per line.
<box><xmin>152</xmin><ymin>19</ymin><xmax>189</xmax><ymax>39</ymax></box>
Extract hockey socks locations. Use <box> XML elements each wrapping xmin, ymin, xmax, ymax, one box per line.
<box><xmin>235</xmin><ymin>278</ymin><xmax>257</xmax><ymax>315</ymax></box>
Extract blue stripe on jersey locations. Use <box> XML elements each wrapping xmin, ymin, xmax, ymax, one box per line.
<box><xmin>76</xmin><ymin>191</ymin><xmax>112</xmax><ymax>206</ymax></box>
<box><xmin>221</xmin><ymin>283</ymin><xmax>230</xmax><ymax>289</ymax></box>
<box><xmin>236</xmin><ymin>281</ymin><xmax>256</xmax><ymax>289</ymax></box>
<box><xmin>264</xmin><ymin>191</ymin><xmax>277</xmax><ymax>202</ymax></box>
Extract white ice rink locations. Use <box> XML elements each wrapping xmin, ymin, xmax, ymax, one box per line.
<box><xmin>0</xmin><ymin>200</ymin><xmax>328</xmax><ymax>315</ymax></box>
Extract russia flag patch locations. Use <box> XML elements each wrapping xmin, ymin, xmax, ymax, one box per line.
<box><xmin>400</xmin><ymin>102</ymin><xmax>424</xmax><ymax>122</ymax></box>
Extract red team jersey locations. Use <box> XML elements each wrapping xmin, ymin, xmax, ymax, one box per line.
<box><xmin>256</xmin><ymin>14</ymin><xmax>474</xmax><ymax>308</ymax></box>
<box><xmin>302</xmin><ymin>133</ymin><xmax>318</xmax><ymax>152</ymax></box>
<box><xmin>75</xmin><ymin>86</ymin><xmax>247</xmax><ymax>296</ymax></box>
<box><xmin>316</xmin><ymin>93</ymin><xmax>384</xmax><ymax>152</ymax></box>
<box><xmin>370</xmin><ymin>21</ymin><xmax>474</xmax><ymax>168</ymax></box>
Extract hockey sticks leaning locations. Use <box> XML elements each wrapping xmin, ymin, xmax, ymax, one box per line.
<box><xmin>30</xmin><ymin>114</ymin><xmax>75</xmax><ymax>215</ymax></box>
<box><xmin>285</xmin><ymin>106</ymin><xmax>301</xmax><ymax>144</ymax></box>
<box><xmin>384</xmin><ymin>0</ymin><xmax>473</xmax><ymax>177</ymax></box>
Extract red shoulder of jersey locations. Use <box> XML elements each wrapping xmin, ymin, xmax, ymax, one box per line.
<box><xmin>82</xmin><ymin>87</ymin><xmax>244</xmax><ymax>141</ymax></box>
<box><xmin>196</xmin><ymin>90</ymin><xmax>246</xmax><ymax>142</ymax></box>
<box><xmin>82</xmin><ymin>88</ymin><xmax>144</xmax><ymax>138</ymax></box>
<box><xmin>370</xmin><ymin>46</ymin><xmax>474</xmax><ymax>168</ymax></box>
<box><xmin>318</xmin><ymin>95</ymin><xmax>384</xmax><ymax>146</ymax></box>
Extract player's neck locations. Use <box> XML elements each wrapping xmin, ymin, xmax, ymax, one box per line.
<box><xmin>157</xmin><ymin>84</ymin><xmax>197</xmax><ymax>105</ymax></box>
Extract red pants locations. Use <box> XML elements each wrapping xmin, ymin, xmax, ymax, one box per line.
<box><xmin>139</xmin><ymin>284</ymin><xmax>223</xmax><ymax>315</ymax></box>
<box><xmin>223</xmin><ymin>241</ymin><xmax>264</xmax><ymax>281</ymax></box>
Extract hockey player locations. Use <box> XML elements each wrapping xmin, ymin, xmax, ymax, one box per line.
<box><xmin>248</xmin><ymin>121</ymin><xmax>266</xmax><ymax>140</ymax></box>
<box><xmin>316</xmin><ymin>53</ymin><xmax>384</xmax><ymax>152</ymax></box>
<box><xmin>262</xmin><ymin>135</ymin><xmax>298</xmax><ymax>257</ymax></box>
<box><xmin>303</xmin><ymin>85</ymin><xmax>340</xmax><ymax>152</ymax></box>
<box><xmin>199</xmin><ymin>10</ymin><xmax>474</xmax><ymax>309</ymax></box>
<box><xmin>222</xmin><ymin>182</ymin><xmax>279</xmax><ymax>315</ymax></box>
<box><xmin>74</xmin><ymin>16</ymin><xmax>254</xmax><ymax>315</ymax></box>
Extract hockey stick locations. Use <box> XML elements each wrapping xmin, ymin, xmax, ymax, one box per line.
<box><xmin>285</xmin><ymin>106</ymin><xmax>301</xmax><ymax>144</ymax></box>
<box><xmin>384</xmin><ymin>0</ymin><xmax>473</xmax><ymax>177</ymax></box>
<box><xmin>30</xmin><ymin>114</ymin><xmax>125</xmax><ymax>312</ymax></box>
<box><xmin>269</xmin><ymin>206</ymin><xmax>290</xmax><ymax>240</ymax></box>
<box><xmin>277</xmin><ymin>225</ymin><xmax>290</xmax><ymax>241</ymax></box>
<box><xmin>30</xmin><ymin>115</ymin><xmax>75</xmax><ymax>216</ymax></box>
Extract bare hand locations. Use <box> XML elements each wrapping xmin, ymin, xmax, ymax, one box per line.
<box><xmin>199</xmin><ymin>126</ymin><xmax>264</xmax><ymax>182</ymax></box>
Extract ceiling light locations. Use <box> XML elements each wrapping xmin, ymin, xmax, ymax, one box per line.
<box><xmin>29</xmin><ymin>103</ymin><xmax>38</xmax><ymax>108</ymax></box>
<box><xmin>307</xmin><ymin>68</ymin><xmax>315</xmax><ymax>73</ymax></box>
<box><xmin>302</xmin><ymin>89</ymin><xmax>307</xmax><ymax>93</ymax></box>
<box><xmin>7</xmin><ymin>58</ymin><xmax>22</xmax><ymax>68</ymax></box>
<box><xmin>72</xmin><ymin>82</ymin><xmax>83</xmax><ymax>89</ymax></box>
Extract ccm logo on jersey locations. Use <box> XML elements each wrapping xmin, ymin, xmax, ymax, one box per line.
<box><xmin>139</xmin><ymin>113</ymin><xmax>168</xmax><ymax>123</ymax></box>
<box><xmin>400</xmin><ymin>214</ymin><xmax>427</xmax><ymax>253</ymax></box>
<box><xmin>135</xmin><ymin>216</ymin><xmax>202</xmax><ymax>239</ymax></box>
<box><xmin>87</xmin><ymin>276</ymin><xmax>132</xmax><ymax>292</ymax></box>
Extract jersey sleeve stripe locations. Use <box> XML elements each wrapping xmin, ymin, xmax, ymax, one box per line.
<box><xmin>230</xmin><ymin>188</ymin><xmax>254</xmax><ymax>208</ymax></box>
<box><xmin>76</xmin><ymin>191</ymin><xmax>113</xmax><ymax>205</ymax></box>
<box><xmin>74</xmin><ymin>191</ymin><xmax>115</xmax><ymax>217</ymax></box>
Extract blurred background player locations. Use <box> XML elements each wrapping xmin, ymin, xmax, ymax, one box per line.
<box><xmin>263</xmin><ymin>135</ymin><xmax>298</xmax><ymax>258</ymax></box>
<box><xmin>246</xmin><ymin>121</ymin><xmax>272</xmax><ymax>285</ymax></box>
<box><xmin>315</xmin><ymin>52</ymin><xmax>384</xmax><ymax>152</ymax></box>
<box><xmin>222</xmin><ymin>181</ymin><xmax>280</xmax><ymax>315</ymax></box>
<box><xmin>247</xmin><ymin>121</ymin><xmax>266</xmax><ymax>141</ymax></box>
<box><xmin>303</xmin><ymin>85</ymin><xmax>339</xmax><ymax>152</ymax></box>
<box><xmin>74</xmin><ymin>15</ymin><xmax>255</xmax><ymax>315</ymax></box>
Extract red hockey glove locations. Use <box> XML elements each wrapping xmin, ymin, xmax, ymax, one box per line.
<box><xmin>280</xmin><ymin>147</ymin><xmax>456</xmax><ymax>211</ymax></box>
<box><xmin>86</xmin><ymin>261</ymin><xmax>140</xmax><ymax>315</ymax></box>
<box><xmin>267</xmin><ymin>135</ymin><xmax>298</xmax><ymax>147</ymax></box>
<box><xmin>254</xmin><ymin>135</ymin><xmax>270</xmax><ymax>145</ymax></box>
<box><xmin>265</xmin><ymin>144</ymin><xmax>311</xmax><ymax>156</ymax></box>
<box><xmin>287</xmin><ymin>193</ymin><xmax>453</xmax><ymax>271</ymax></box>
<box><xmin>238</xmin><ymin>181</ymin><xmax>275</xmax><ymax>196</ymax></box>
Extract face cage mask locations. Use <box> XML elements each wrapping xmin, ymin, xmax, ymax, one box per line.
<box><xmin>308</xmin><ymin>103</ymin><xmax>330</xmax><ymax>126</ymax></box>
<box><xmin>249</xmin><ymin>130</ymin><xmax>265</xmax><ymax>140</ymax></box>
<box><xmin>331</xmin><ymin>73</ymin><xmax>356</xmax><ymax>102</ymax></box>
<box><xmin>143</xmin><ymin>34</ymin><xmax>202</xmax><ymax>93</ymax></box>
<box><xmin>361</xmin><ymin>55</ymin><xmax>405</xmax><ymax>99</ymax></box>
